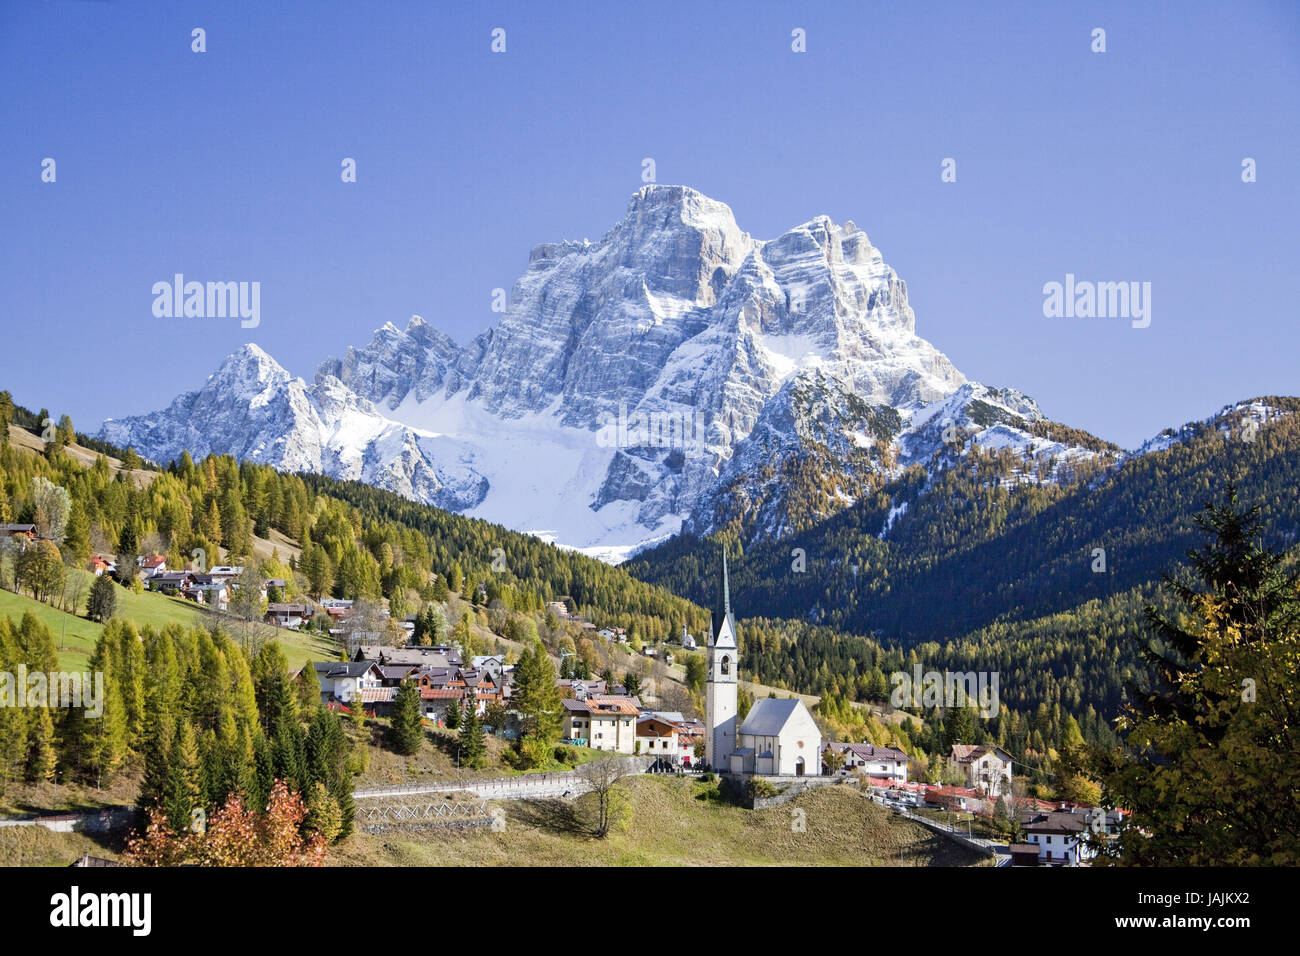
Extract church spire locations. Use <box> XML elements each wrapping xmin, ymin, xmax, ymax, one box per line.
<box><xmin>723</xmin><ymin>545</ymin><xmax>731</xmax><ymax>617</ymax></box>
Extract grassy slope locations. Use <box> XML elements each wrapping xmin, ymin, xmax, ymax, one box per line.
<box><xmin>3</xmin><ymin>567</ymin><xmax>332</xmax><ymax>672</ymax></box>
<box><xmin>332</xmin><ymin>775</ymin><xmax>987</xmax><ymax>867</ymax></box>
<box><xmin>1</xmin><ymin>776</ymin><xmax>988</xmax><ymax>867</ymax></box>
<box><xmin>0</xmin><ymin>825</ymin><xmax>126</xmax><ymax>867</ymax></box>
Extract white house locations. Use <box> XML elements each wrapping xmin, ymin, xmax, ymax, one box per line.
<box><xmin>636</xmin><ymin>714</ymin><xmax>689</xmax><ymax>761</ymax></box>
<box><xmin>562</xmin><ymin>696</ymin><xmax>640</xmax><ymax>753</ymax></box>
<box><xmin>829</xmin><ymin>742</ymin><xmax>909</xmax><ymax>782</ymax></box>
<box><xmin>471</xmin><ymin>655</ymin><xmax>508</xmax><ymax>680</ymax></box>
<box><xmin>951</xmin><ymin>744</ymin><xmax>1014</xmax><ymax>796</ymax></box>
<box><xmin>310</xmin><ymin>661</ymin><xmax>383</xmax><ymax>704</ymax></box>
<box><xmin>1022</xmin><ymin>810</ymin><xmax>1093</xmax><ymax>866</ymax></box>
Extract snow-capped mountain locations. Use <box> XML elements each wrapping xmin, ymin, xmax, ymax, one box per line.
<box><xmin>100</xmin><ymin>185</ymin><xmax>1113</xmax><ymax>559</ymax></box>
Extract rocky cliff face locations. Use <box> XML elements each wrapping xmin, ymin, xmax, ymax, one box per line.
<box><xmin>100</xmin><ymin>186</ymin><xmax>1113</xmax><ymax>558</ymax></box>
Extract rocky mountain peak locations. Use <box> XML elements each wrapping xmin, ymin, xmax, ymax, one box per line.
<box><xmin>99</xmin><ymin>186</ymin><xmax>1114</xmax><ymax>559</ymax></box>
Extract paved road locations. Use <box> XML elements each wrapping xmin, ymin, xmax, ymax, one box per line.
<box><xmin>887</xmin><ymin>800</ymin><xmax>1011</xmax><ymax>861</ymax></box>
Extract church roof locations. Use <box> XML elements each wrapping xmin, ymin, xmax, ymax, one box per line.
<box><xmin>739</xmin><ymin>698</ymin><xmax>806</xmax><ymax>737</ymax></box>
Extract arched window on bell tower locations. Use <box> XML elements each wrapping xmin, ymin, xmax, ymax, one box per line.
<box><xmin>720</xmin><ymin>655</ymin><xmax>731</xmax><ymax>676</ymax></box>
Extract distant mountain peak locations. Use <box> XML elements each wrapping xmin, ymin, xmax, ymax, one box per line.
<box><xmin>100</xmin><ymin>186</ymin><xmax>1117</xmax><ymax>558</ymax></box>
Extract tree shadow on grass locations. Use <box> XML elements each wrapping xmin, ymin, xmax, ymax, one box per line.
<box><xmin>509</xmin><ymin>797</ymin><xmax>592</xmax><ymax>837</ymax></box>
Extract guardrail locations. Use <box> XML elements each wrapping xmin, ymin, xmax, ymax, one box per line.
<box><xmin>354</xmin><ymin>757</ymin><xmax>655</xmax><ymax>800</ymax></box>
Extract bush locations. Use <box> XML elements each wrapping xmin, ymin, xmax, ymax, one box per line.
<box><xmin>697</xmin><ymin>771</ymin><xmax>716</xmax><ymax>783</ymax></box>
<box><xmin>746</xmin><ymin>777</ymin><xmax>778</xmax><ymax>799</ymax></box>
<box><xmin>514</xmin><ymin>737</ymin><xmax>553</xmax><ymax>770</ymax></box>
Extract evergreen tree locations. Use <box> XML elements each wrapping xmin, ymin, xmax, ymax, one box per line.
<box><xmin>513</xmin><ymin>641</ymin><xmax>562</xmax><ymax>745</ymax></box>
<box><xmin>297</xmin><ymin>660</ymin><xmax>322</xmax><ymax>713</ymax></box>
<box><xmin>25</xmin><ymin>706</ymin><xmax>57</xmax><ymax>783</ymax></box>
<box><xmin>459</xmin><ymin>695</ymin><xmax>487</xmax><ymax>769</ymax></box>
<box><xmin>390</xmin><ymin>680</ymin><xmax>424</xmax><ymax>755</ymax></box>
<box><xmin>1088</xmin><ymin>488</ymin><xmax>1300</xmax><ymax>864</ymax></box>
<box><xmin>82</xmin><ymin>632</ymin><xmax>128</xmax><ymax>787</ymax></box>
<box><xmin>162</xmin><ymin>723</ymin><xmax>202</xmax><ymax>834</ymax></box>
<box><xmin>62</xmin><ymin>499</ymin><xmax>92</xmax><ymax>566</ymax></box>
<box><xmin>87</xmin><ymin>574</ymin><xmax>117</xmax><ymax>622</ymax></box>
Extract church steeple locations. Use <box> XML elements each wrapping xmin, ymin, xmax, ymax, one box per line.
<box><xmin>705</xmin><ymin>543</ymin><xmax>739</xmax><ymax>771</ymax></box>
<box><xmin>723</xmin><ymin>547</ymin><xmax>731</xmax><ymax>617</ymax></box>
<box><xmin>710</xmin><ymin>545</ymin><xmax>737</xmax><ymax>651</ymax></box>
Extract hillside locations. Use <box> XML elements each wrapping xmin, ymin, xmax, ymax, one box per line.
<box><xmin>629</xmin><ymin>398</ymin><xmax>1300</xmax><ymax>646</ymax></box>
<box><xmin>331</xmin><ymin>775</ymin><xmax>986</xmax><ymax>867</ymax></box>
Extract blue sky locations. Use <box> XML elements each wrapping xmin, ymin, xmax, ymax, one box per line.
<box><xmin>2</xmin><ymin>0</ymin><xmax>1298</xmax><ymax>449</ymax></box>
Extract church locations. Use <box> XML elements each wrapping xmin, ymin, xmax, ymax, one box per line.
<box><xmin>705</xmin><ymin>550</ymin><xmax>823</xmax><ymax>777</ymax></box>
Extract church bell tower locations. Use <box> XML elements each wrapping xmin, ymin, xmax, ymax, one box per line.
<box><xmin>705</xmin><ymin>548</ymin><xmax>738</xmax><ymax>771</ymax></box>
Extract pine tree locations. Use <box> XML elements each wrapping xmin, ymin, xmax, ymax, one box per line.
<box><xmin>139</xmin><ymin>710</ymin><xmax>175</xmax><ymax>810</ymax></box>
<box><xmin>513</xmin><ymin>641</ymin><xmax>562</xmax><ymax>745</ymax></box>
<box><xmin>297</xmin><ymin>661</ymin><xmax>322</xmax><ymax>713</ymax></box>
<box><xmin>459</xmin><ymin>695</ymin><xmax>487</xmax><ymax>769</ymax></box>
<box><xmin>25</xmin><ymin>706</ymin><xmax>57</xmax><ymax>783</ymax></box>
<box><xmin>62</xmin><ymin>499</ymin><xmax>92</xmax><ymax>566</ymax></box>
<box><xmin>163</xmin><ymin>723</ymin><xmax>202</xmax><ymax>834</ymax></box>
<box><xmin>83</xmin><ymin>633</ymin><xmax>128</xmax><ymax>787</ymax></box>
<box><xmin>1088</xmin><ymin>488</ymin><xmax>1300</xmax><ymax>864</ymax></box>
<box><xmin>87</xmin><ymin>574</ymin><xmax>117</xmax><ymax>622</ymax></box>
<box><xmin>390</xmin><ymin>679</ymin><xmax>424</xmax><ymax>755</ymax></box>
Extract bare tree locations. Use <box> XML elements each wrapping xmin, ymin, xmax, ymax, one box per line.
<box><xmin>61</xmin><ymin>569</ymin><xmax>88</xmax><ymax>617</ymax></box>
<box><xmin>338</xmin><ymin>596</ymin><xmax>403</xmax><ymax>651</ymax></box>
<box><xmin>228</xmin><ymin>563</ymin><xmax>268</xmax><ymax>655</ymax></box>
<box><xmin>576</xmin><ymin>756</ymin><xmax>637</xmax><ymax>838</ymax></box>
<box><xmin>656</xmin><ymin>675</ymin><xmax>695</xmax><ymax>717</ymax></box>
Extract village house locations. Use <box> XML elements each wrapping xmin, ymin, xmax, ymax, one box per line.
<box><xmin>562</xmin><ymin>695</ymin><xmax>640</xmax><ymax>753</ymax></box>
<box><xmin>138</xmin><ymin>554</ymin><xmax>167</xmax><ymax>576</ymax></box>
<box><xmin>828</xmin><ymin>742</ymin><xmax>910</xmax><ymax>782</ymax></box>
<box><xmin>187</xmin><ymin>574</ymin><xmax>229</xmax><ymax>610</ymax></box>
<box><xmin>309</xmin><ymin>661</ymin><xmax>383</xmax><ymax>705</ymax></box>
<box><xmin>266</xmin><ymin>602</ymin><xmax>314</xmax><ymax>629</ymax></box>
<box><xmin>1020</xmin><ymin>810</ymin><xmax>1093</xmax><ymax>866</ymax></box>
<box><xmin>636</xmin><ymin>713</ymin><xmax>690</xmax><ymax>762</ymax></box>
<box><xmin>376</xmin><ymin>663</ymin><xmax>422</xmax><ymax>687</ymax></box>
<box><xmin>558</xmin><ymin>678</ymin><xmax>606</xmax><ymax>699</ymax></box>
<box><xmin>675</xmin><ymin>717</ymin><xmax>706</xmax><ymax>758</ymax></box>
<box><xmin>471</xmin><ymin>654</ymin><xmax>509</xmax><ymax>681</ymax></box>
<box><xmin>148</xmin><ymin>570</ymin><xmax>193</xmax><ymax>594</ymax></box>
<box><xmin>356</xmin><ymin>644</ymin><xmax>461</xmax><ymax>668</ymax></box>
<box><xmin>89</xmin><ymin>556</ymin><xmax>114</xmax><ymax>577</ymax></box>
<box><xmin>318</xmin><ymin>598</ymin><xmax>354</xmax><ymax>621</ymax></box>
<box><xmin>0</xmin><ymin>524</ymin><xmax>38</xmax><ymax>551</ymax></box>
<box><xmin>950</xmin><ymin>744</ymin><xmax>1014</xmax><ymax>796</ymax></box>
<box><xmin>406</xmin><ymin>663</ymin><xmax>505</xmax><ymax>721</ymax></box>
<box><xmin>353</xmin><ymin>685</ymin><xmax>397</xmax><ymax>718</ymax></box>
<box><xmin>420</xmin><ymin>687</ymin><xmax>464</xmax><ymax>724</ymax></box>
<box><xmin>455</xmin><ymin>668</ymin><xmax>503</xmax><ymax>716</ymax></box>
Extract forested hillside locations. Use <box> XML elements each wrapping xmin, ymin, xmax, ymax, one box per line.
<box><xmin>628</xmin><ymin>398</ymin><xmax>1300</xmax><ymax>645</ymax></box>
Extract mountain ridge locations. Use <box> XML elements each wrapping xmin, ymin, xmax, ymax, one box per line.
<box><xmin>102</xmin><ymin>185</ymin><xmax>1145</xmax><ymax>558</ymax></box>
